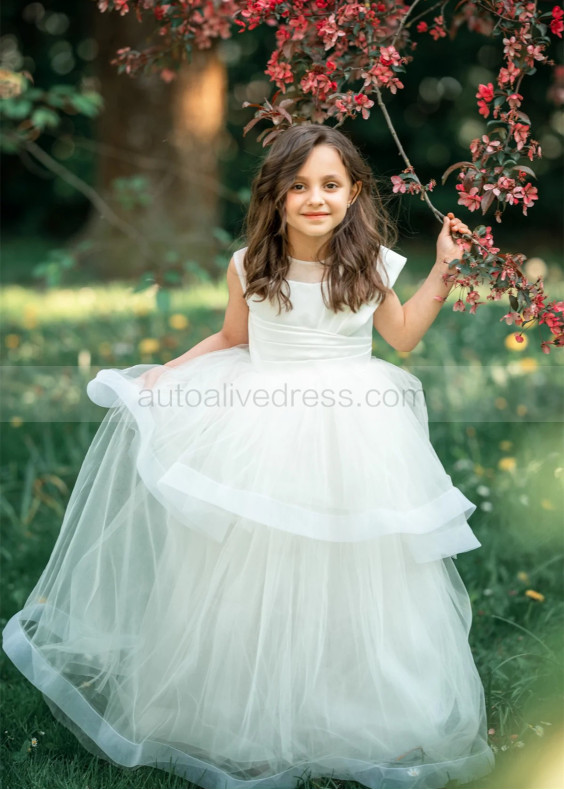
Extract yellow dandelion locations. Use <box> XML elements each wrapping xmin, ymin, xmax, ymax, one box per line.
<box><xmin>397</xmin><ymin>350</ymin><xmax>411</xmax><ymax>358</ymax></box>
<box><xmin>498</xmin><ymin>457</ymin><xmax>516</xmax><ymax>472</ymax></box>
<box><xmin>518</xmin><ymin>357</ymin><xmax>538</xmax><ymax>373</ymax></box>
<box><xmin>5</xmin><ymin>334</ymin><xmax>20</xmax><ymax>349</ymax></box>
<box><xmin>169</xmin><ymin>313</ymin><xmax>189</xmax><ymax>331</ymax></box>
<box><xmin>517</xmin><ymin>571</ymin><xmax>529</xmax><ymax>583</ymax></box>
<box><xmin>138</xmin><ymin>338</ymin><xmax>160</xmax><ymax>355</ymax></box>
<box><xmin>505</xmin><ymin>333</ymin><xmax>528</xmax><ymax>351</ymax></box>
<box><xmin>466</xmin><ymin>426</ymin><xmax>476</xmax><ymax>438</ymax></box>
<box><xmin>474</xmin><ymin>464</ymin><xmax>485</xmax><ymax>476</ymax></box>
<box><xmin>540</xmin><ymin>499</ymin><xmax>555</xmax><ymax>510</ymax></box>
<box><xmin>495</xmin><ymin>397</ymin><xmax>507</xmax><ymax>410</ymax></box>
<box><xmin>98</xmin><ymin>341</ymin><xmax>112</xmax><ymax>356</ymax></box>
<box><xmin>499</xmin><ymin>440</ymin><xmax>513</xmax><ymax>451</ymax></box>
<box><xmin>516</xmin><ymin>404</ymin><xmax>528</xmax><ymax>416</ymax></box>
<box><xmin>10</xmin><ymin>416</ymin><xmax>23</xmax><ymax>428</ymax></box>
<box><xmin>525</xmin><ymin>589</ymin><xmax>545</xmax><ymax>602</ymax></box>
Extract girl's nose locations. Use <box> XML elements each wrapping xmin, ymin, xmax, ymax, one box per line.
<box><xmin>307</xmin><ymin>189</ymin><xmax>324</xmax><ymax>205</ymax></box>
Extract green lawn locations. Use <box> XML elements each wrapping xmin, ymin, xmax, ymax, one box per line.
<box><xmin>1</xmin><ymin>278</ymin><xmax>563</xmax><ymax>789</ymax></box>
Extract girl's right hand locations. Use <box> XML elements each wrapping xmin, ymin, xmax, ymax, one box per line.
<box><xmin>139</xmin><ymin>365</ymin><xmax>168</xmax><ymax>390</ymax></box>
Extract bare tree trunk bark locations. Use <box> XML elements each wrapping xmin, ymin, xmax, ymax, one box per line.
<box><xmin>81</xmin><ymin>10</ymin><xmax>227</xmax><ymax>280</ymax></box>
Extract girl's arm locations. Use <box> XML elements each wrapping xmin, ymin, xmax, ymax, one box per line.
<box><xmin>373</xmin><ymin>214</ymin><xmax>470</xmax><ymax>352</ymax></box>
<box><xmin>140</xmin><ymin>258</ymin><xmax>249</xmax><ymax>387</ymax></box>
<box><xmin>164</xmin><ymin>257</ymin><xmax>249</xmax><ymax>368</ymax></box>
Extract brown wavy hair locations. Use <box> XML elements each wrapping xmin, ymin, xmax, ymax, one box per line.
<box><xmin>237</xmin><ymin>124</ymin><xmax>399</xmax><ymax>314</ymax></box>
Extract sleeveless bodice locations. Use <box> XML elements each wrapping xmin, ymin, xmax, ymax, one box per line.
<box><xmin>232</xmin><ymin>246</ymin><xmax>407</xmax><ymax>366</ymax></box>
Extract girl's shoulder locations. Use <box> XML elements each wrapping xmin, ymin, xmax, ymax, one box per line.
<box><xmin>232</xmin><ymin>247</ymin><xmax>248</xmax><ymax>291</ymax></box>
<box><xmin>377</xmin><ymin>245</ymin><xmax>407</xmax><ymax>290</ymax></box>
<box><xmin>231</xmin><ymin>244</ymin><xmax>407</xmax><ymax>291</ymax></box>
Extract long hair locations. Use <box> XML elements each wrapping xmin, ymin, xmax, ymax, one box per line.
<box><xmin>238</xmin><ymin>124</ymin><xmax>399</xmax><ymax>314</ymax></box>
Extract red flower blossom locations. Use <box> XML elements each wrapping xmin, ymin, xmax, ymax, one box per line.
<box><xmin>550</xmin><ymin>6</ymin><xmax>564</xmax><ymax>38</ymax></box>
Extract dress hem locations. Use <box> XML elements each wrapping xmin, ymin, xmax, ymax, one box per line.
<box><xmin>3</xmin><ymin>611</ymin><xmax>496</xmax><ymax>790</ymax></box>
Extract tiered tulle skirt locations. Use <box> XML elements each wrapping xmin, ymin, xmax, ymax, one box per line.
<box><xmin>3</xmin><ymin>346</ymin><xmax>495</xmax><ymax>788</ymax></box>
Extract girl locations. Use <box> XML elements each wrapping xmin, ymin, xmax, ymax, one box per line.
<box><xmin>3</xmin><ymin>124</ymin><xmax>495</xmax><ymax>789</ymax></box>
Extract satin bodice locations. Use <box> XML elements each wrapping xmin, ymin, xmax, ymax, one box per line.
<box><xmin>232</xmin><ymin>246</ymin><xmax>407</xmax><ymax>366</ymax></box>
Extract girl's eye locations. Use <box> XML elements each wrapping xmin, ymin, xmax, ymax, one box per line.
<box><xmin>291</xmin><ymin>183</ymin><xmax>339</xmax><ymax>191</ymax></box>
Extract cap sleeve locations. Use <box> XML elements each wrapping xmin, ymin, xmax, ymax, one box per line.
<box><xmin>378</xmin><ymin>245</ymin><xmax>407</xmax><ymax>289</ymax></box>
<box><xmin>232</xmin><ymin>247</ymin><xmax>248</xmax><ymax>291</ymax></box>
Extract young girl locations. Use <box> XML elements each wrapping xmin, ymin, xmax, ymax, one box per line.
<box><xmin>3</xmin><ymin>124</ymin><xmax>495</xmax><ymax>789</ymax></box>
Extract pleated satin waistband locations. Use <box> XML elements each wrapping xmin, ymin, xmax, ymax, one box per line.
<box><xmin>249</xmin><ymin>314</ymin><xmax>372</xmax><ymax>364</ymax></box>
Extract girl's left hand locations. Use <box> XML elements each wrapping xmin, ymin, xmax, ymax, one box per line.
<box><xmin>436</xmin><ymin>212</ymin><xmax>471</xmax><ymax>267</ymax></box>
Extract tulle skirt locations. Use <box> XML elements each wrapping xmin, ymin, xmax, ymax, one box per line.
<box><xmin>3</xmin><ymin>346</ymin><xmax>495</xmax><ymax>788</ymax></box>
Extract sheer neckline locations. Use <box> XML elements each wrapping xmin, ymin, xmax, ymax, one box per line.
<box><xmin>288</xmin><ymin>255</ymin><xmax>326</xmax><ymax>266</ymax></box>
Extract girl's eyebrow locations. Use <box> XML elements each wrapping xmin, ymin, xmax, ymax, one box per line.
<box><xmin>292</xmin><ymin>174</ymin><xmax>343</xmax><ymax>181</ymax></box>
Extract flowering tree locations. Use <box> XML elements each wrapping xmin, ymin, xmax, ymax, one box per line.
<box><xmin>98</xmin><ymin>0</ymin><xmax>564</xmax><ymax>351</ymax></box>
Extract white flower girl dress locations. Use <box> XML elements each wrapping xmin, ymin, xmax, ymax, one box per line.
<box><xmin>3</xmin><ymin>245</ymin><xmax>495</xmax><ymax>789</ymax></box>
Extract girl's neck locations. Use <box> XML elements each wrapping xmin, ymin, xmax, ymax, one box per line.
<box><xmin>288</xmin><ymin>254</ymin><xmax>326</xmax><ymax>264</ymax></box>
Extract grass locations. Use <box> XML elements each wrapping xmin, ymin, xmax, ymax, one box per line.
<box><xmin>1</xmin><ymin>273</ymin><xmax>563</xmax><ymax>789</ymax></box>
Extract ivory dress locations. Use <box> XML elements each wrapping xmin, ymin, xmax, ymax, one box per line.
<box><xmin>3</xmin><ymin>245</ymin><xmax>495</xmax><ymax>789</ymax></box>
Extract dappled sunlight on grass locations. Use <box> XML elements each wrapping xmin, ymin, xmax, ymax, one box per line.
<box><xmin>0</xmin><ymin>281</ymin><xmax>228</xmax><ymax>326</ymax></box>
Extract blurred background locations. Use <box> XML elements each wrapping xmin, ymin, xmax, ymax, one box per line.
<box><xmin>1</xmin><ymin>0</ymin><xmax>563</xmax><ymax>286</ymax></box>
<box><xmin>1</xmin><ymin>3</ymin><xmax>563</xmax><ymax>789</ymax></box>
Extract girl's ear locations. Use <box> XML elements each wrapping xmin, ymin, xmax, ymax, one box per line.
<box><xmin>350</xmin><ymin>181</ymin><xmax>362</xmax><ymax>204</ymax></box>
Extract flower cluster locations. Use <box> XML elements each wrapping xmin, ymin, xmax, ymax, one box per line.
<box><xmin>391</xmin><ymin>167</ymin><xmax>436</xmax><ymax>199</ymax></box>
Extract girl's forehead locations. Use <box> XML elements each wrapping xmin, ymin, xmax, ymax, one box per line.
<box><xmin>295</xmin><ymin>145</ymin><xmax>348</xmax><ymax>178</ymax></box>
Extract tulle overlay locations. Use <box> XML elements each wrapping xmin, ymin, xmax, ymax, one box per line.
<box><xmin>3</xmin><ymin>245</ymin><xmax>494</xmax><ymax>788</ymax></box>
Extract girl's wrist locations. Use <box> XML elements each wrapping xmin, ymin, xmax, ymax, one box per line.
<box><xmin>428</xmin><ymin>259</ymin><xmax>455</xmax><ymax>304</ymax></box>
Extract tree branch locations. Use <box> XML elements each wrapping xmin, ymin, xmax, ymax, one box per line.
<box><xmin>372</xmin><ymin>84</ymin><xmax>444</xmax><ymax>223</ymax></box>
<box><xmin>24</xmin><ymin>140</ymin><xmax>151</xmax><ymax>256</ymax></box>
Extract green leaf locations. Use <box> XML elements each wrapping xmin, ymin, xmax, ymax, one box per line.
<box><xmin>132</xmin><ymin>272</ymin><xmax>156</xmax><ymax>293</ymax></box>
<box><xmin>69</xmin><ymin>92</ymin><xmax>103</xmax><ymax>117</ymax></box>
<box><xmin>1</xmin><ymin>99</ymin><xmax>33</xmax><ymax>119</ymax></box>
<box><xmin>163</xmin><ymin>270</ymin><xmax>181</xmax><ymax>284</ymax></box>
<box><xmin>31</xmin><ymin>107</ymin><xmax>60</xmax><ymax>130</ymax></box>
<box><xmin>509</xmin><ymin>294</ymin><xmax>519</xmax><ymax>311</ymax></box>
<box><xmin>156</xmin><ymin>287</ymin><xmax>171</xmax><ymax>312</ymax></box>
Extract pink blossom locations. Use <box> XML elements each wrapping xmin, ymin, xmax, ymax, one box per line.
<box><xmin>507</xmin><ymin>92</ymin><xmax>523</xmax><ymax>109</ymax></box>
<box><xmin>513</xmin><ymin>183</ymin><xmax>539</xmax><ymax>215</ymax></box>
<box><xmin>317</xmin><ymin>13</ymin><xmax>346</xmax><ymax>50</ymax></box>
<box><xmin>288</xmin><ymin>14</ymin><xmax>309</xmax><ymax>41</ymax></box>
<box><xmin>453</xmin><ymin>300</ymin><xmax>466</xmax><ymax>312</ymax></box>
<box><xmin>455</xmin><ymin>185</ymin><xmax>482</xmax><ymax>212</ymax></box>
<box><xmin>503</xmin><ymin>36</ymin><xmax>521</xmax><ymax>59</ymax></box>
<box><xmin>502</xmin><ymin>311</ymin><xmax>521</xmax><ymax>325</ymax></box>
<box><xmin>550</xmin><ymin>6</ymin><xmax>564</xmax><ymax>38</ymax></box>
<box><xmin>300</xmin><ymin>70</ymin><xmax>337</xmax><ymax>101</ymax></box>
<box><xmin>391</xmin><ymin>175</ymin><xmax>407</xmax><ymax>194</ymax></box>
<box><xmin>430</xmin><ymin>15</ymin><xmax>447</xmax><ymax>40</ymax></box>
<box><xmin>265</xmin><ymin>51</ymin><xmax>293</xmax><ymax>92</ymax></box>
<box><xmin>379</xmin><ymin>46</ymin><xmax>402</xmax><ymax>67</ymax></box>
<box><xmin>512</xmin><ymin>123</ymin><xmax>530</xmax><ymax>150</ymax></box>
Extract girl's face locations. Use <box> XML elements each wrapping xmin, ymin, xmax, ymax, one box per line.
<box><xmin>284</xmin><ymin>144</ymin><xmax>362</xmax><ymax>257</ymax></box>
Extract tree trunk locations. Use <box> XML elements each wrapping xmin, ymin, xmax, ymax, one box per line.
<box><xmin>81</xmin><ymin>10</ymin><xmax>227</xmax><ymax>280</ymax></box>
